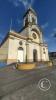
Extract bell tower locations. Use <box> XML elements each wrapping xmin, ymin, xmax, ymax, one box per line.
<box><xmin>20</xmin><ymin>7</ymin><xmax>42</xmax><ymax>44</ymax></box>
<box><xmin>23</xmin><ymin>7</ymin><xmax>37</xmax><ymax>27</ymax></box>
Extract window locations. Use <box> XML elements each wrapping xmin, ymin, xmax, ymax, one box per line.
<box><xmin>25</xmin><ymin>17</ymin><xmax>28</xmax><ymax>26</ymax></box>
<box><xmin>19</xmin><ymin>41</ymin><xmax>23</xmax><ymax>45</ymax></box>
<box><xmin>32</xmin><ymin>33</ymin><xmax>37</xmax><ymax>39</ymax></box>
<box><xmin>32</xmin><ymin>17</ymin><xmax>35</xmax><ymax>24</ymax></box>
<box><xmin>43</xmin><ymin>48</ymin><xmax>45</xmax><ymax>54</ymax></box>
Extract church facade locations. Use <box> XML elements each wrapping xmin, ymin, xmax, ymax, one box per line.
<box><xmin>0</xmin><ymin>7</ymin><xmax>49</xmax><ymax>64</ymax></box>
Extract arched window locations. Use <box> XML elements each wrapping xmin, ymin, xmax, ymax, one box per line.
<box><xmin>32</xmin><ymin>17</ymin><xmax>36</xmax><ymax>24</ymax></box>
<box><xmin>19</xmin><ymin>41</ymin><xmax>23</xmax><ymax>45</ymax></box>
<box><xmin>18</xmin><ymin>47</ymin><xmax>23</xmax><ymax>50</ymax></box>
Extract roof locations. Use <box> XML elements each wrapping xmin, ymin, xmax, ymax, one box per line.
<box><xmin>19</xmin><ymin>25</ymin><xmax>27</xmax><ymax>33</ymax></box>
<box><xmin>23</xmin><ymin>7</ymin><xmax>37</xmax><ymax>18</ymax></box>
<box><xmin>0</xmin><ymin>30</ymin><xmax>32</xmax><ymax>47</ymax></box>
<box><xmin>0</xmin><ymin>31</ymin><xmax>26</xmax><ymax>47</ymax></box>
<box><xmin>0</xmin><ymin>30</ymin><xmax>47</xmax><ymax>48</ymax></box>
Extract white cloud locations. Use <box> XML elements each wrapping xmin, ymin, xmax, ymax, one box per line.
<box><xmin>9</xmin><ymin>0</ymin><xmax>34</xmax><ymax>9</ymax></box>
<box><xmin>9</xmin><ymin>0</ymin><xmax>19</xmax><ymax>7</ymax></box>
<box><xmin>19</xmin><ymin>0</ymin><xmax>29</xmax><ymax>9</ymax></box>
<box><xmin>43</xmin><ymin>37</ymin><xmax>50</xmax><ymax>43</ymax></box>
<box><xmin>41</xmin><ymin>22</ymin><xmax>49</xmax><ymax>29</ymax></box>
<box><xmin>19</xmin><ymin>0</ymin><xmax>34</xmax><ymax>8</ymax></box>
<box><xmin>31</xmin><ymin>0</ymin><xmax>34</xmax><ymax>5</ymax></box>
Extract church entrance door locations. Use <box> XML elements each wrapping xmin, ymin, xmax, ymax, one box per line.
<box><xmin>17</xmin><ymin>47</ymin><xmax>24</xmax><ymax>62</ymax></box>
<box><xmin>33</xmin><ymin>49</ymin><xmax>37</xmax><ymax>62</ymax></box>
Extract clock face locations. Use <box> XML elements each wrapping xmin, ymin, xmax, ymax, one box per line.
<box><xmin>32</xmin><ymin>33</ymin><xmax>37</xmax><ymax>39</ymax></box>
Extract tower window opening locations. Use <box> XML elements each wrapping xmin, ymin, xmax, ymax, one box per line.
<box><xmin>43</xmin><ymin>48</ymin><xmax>46</xmax><ymax>54</ymax></box>
<box><xmin>32</xmin><ymin>17</ymin><xmax>36</xmax><ymax>24</ymax></box>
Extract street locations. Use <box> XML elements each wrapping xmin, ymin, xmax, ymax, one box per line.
<box><xmin>0</xmin><ymin>64</ymin><xmax>56</xmax><ymax>100</ymax></box>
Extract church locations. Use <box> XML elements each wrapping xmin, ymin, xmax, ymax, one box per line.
<box><xmin>0</xmin><ymin>7</ymin><xmax>49</xmax><ymax>64</ymax></box>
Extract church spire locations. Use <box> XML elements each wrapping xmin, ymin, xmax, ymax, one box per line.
<box><xmin>23</xmin><ymin>7</ymin><xmax>37</xmax><ymax>27</ymax></box>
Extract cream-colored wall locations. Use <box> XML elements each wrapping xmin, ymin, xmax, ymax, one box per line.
<box><xmin>45</xmin><ymin>47</ymin><xmax>49</xmax><ymax>61</ymax></box>
<box><xmin>7</xmin><ymin>37</ymin><xmax>18</xmax><ymax>63</ymax></box>
<box><xmin>0</xmin><ymin>39</ymin><xmax>9</xmax><ymax>62</ymax></box>
<box><xmin>7</xmin><ymin>35</ymin><xmax>49</xmax><ymax>64</ymax></box>
<box><xmin>0</xmin><ymin>35</ymin><xmax>49</xmax><ymax>64</ymax></box>
<box><xmin>41</xmin><ymin>45</ymin><xmax>49</xmax><ymax>61</ymax></box>
<box><xmin>26</xmin><ymin>41</ymin><xmax>41</xmax><ymax>62</ymax></box>
<box><xmin>7</xmin><ymin>36</ymin><xmax>26</xmax><ymax>64</ymax></box>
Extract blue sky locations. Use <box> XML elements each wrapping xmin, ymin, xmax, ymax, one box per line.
<box><xmin>0</xmin><ymin>0</ymin><xmax>56</xmax><ymax>52</ymax></box>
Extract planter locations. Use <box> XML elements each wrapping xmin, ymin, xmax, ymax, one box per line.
<box><xmin>16</xmin><ymin>62</ymin><xmax>36</xmax><ymax>70</ymax></box>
